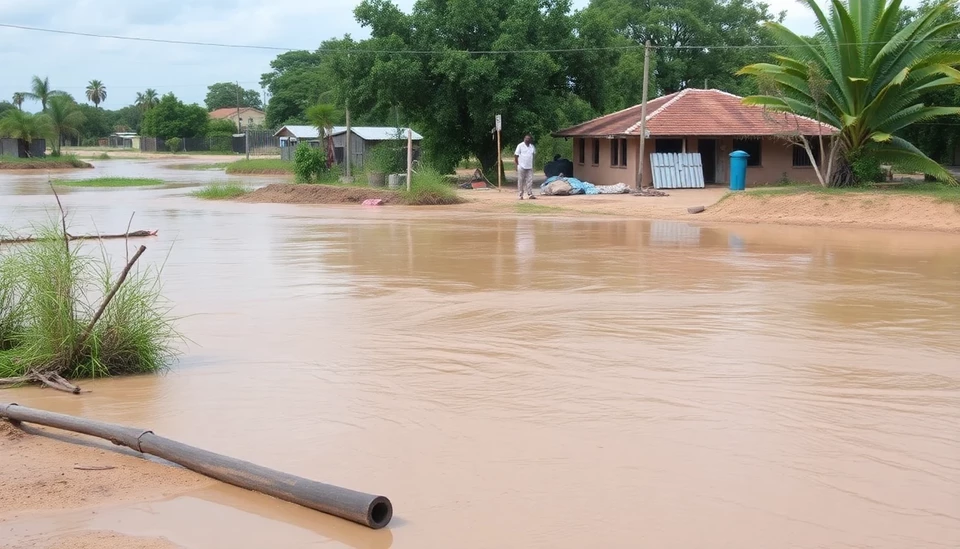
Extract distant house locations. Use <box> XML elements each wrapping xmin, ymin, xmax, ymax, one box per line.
<box><xmin>553</xmin><ymin>88</ymin><xmax>837</xmax><ymax>188</ymax></box>
<box><xmin>274</xmin><ymin>125</ymin><xmax>423</xmax><ymax>168</ymax></box>
<box><xmin>209</xmin><ymin>107</ymin><xmax>267</xmax><ymax>131</ymax></box>
<box><xmin>108</xmin><ymin>132</ymin><xmax>140</xmax><ymax>149</ymax></box>
<box><xmin>0</xmin><ymin>138</ymin><xmax>46</xmax><ymax>158</ymax></box>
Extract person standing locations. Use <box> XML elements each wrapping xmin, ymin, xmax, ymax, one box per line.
<box><xmin>514</xmin><ymin>134</ymin><xmax>536</xmax><ymax>200</ymax></box>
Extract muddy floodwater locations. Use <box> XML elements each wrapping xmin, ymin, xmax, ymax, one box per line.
<box><xmin>1</xmin><ymin>161</ymin><xmax>959</xmax><ymax>548</ymax></box>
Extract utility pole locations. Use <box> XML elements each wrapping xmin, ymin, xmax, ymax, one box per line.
<box><xmin>245</xmin><ymin>125</ymin><xmax>250</xmax><ymax>161</ymax></box>
<box><xmin>235</xmin><ymin>81</ymin><xmax>242</xmax><ymax>134</ymax></box>
<box><xmin>345</xmin><ymin>100</ymin><xmax>351</xmax><ymax>179</ymax></box>
<box><xmin>406</xmin><ymin>128</ymin><xmax>413</xmax><ymax>192</ymax></box>
<box><xmin>636</xmin><ymin>40</ymin><xmax>652</xmax><ymax>191</ymax></box>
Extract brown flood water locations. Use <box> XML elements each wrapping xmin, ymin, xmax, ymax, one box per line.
<box><xmin>1</xmin><ymin>161</ymin><xmax>959</xmax><ymax>548</ymax></box>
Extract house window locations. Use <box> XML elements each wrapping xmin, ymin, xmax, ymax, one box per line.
<box><xmin>610</xmin><ymin>138</ymin><xmax>628</xmax><ymax>167</ymax></box>
<box><xmin>655</xmin><ymin>139</ymin><xmax>684</xmax><ymax>153</ymax></box>
<box><xmin>592</xmin><ymin>139</ymin><xmax>600</xmax><ymax>165</ymax></box>
<box><xmin>578</xmin><ymin>138</ymin><xmax>586</xmax><ymax>164</ymax></box>
<box><xmin>732</xmin><ymin>139</ymin><xmax>762</xmax><ymax>166</ymax></box>
<box><xmin>792</xmin><ymin>141</ymin><xmax>821</xmax><ymax>167</ymax></box>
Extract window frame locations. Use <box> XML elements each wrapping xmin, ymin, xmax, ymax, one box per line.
<box><xmin>792</xmin><ymin>141</ymin><xmax>821</xmax><ymax>168</ymax></box>
<box><xmin>592</xmin><ymin>138</ymin><xmax>600</xmax><ymax>166</ymax></box>
<box><xmin>732</xmin><ymin>138</ymin><xmax>762</xmax><ymax>167</ymax></box>
<box><xmin>610</xmin><ymin>138</ymin><xmax>628</xmax><ymax>168</ymax></box>
<box><xmin>578</xmin><ymin>138</ymin><xmax>586</xmax><ymax>165</ymax></box>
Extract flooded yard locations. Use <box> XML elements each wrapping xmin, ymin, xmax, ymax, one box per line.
<box><xmin>1</xmin><ymin>160</ymin><xmax>959</xmax><ymax>548</ymax></box>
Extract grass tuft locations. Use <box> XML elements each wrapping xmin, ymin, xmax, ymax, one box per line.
<box><xmin>171</xmin><ymin>162</ymin><xmax>230</xmax><ymax>171</ymax></box>
<box><xmin>740</xmin><ymin>182</ymin><xmax>960</xmax><ymax>204</ymax></box>
<box><xmin>0</xmin><ymin>155</ymin><xmax>92</xmax><ymax>169</ymax></box>
<box><xmin>190</xmin><ymin>183</ymin><xmax>252</xmax><ymax>200</ymax></box>
<box><xmin>0</xmin><ymin>223</ymin><xmax>178</xmax><ymax>379</ymax></box>
<box><xmin>515</xmin><ymin>202</ymin><xmax>563</xmax><ymax>214</ymax></box>
<box><xmin>399</xmin><ymin>165</ymin><xmax>465</xmax><ymax>205</ymax></box>
<box><xmin>55</xmin><ymin>177</ymin><xmax>165</xmax><ymax>188</ymax></box>
<box><xmin>225</xmin><ymin>159</ymin><xmax>293</xmax><ymax>175</ymax></box>
<box><xmin>97</xmin><ymin>153</ymin><xmax>111</xmax><ymax>160</ymax></box>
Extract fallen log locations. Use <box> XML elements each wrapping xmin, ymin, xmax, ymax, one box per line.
<box><xmin>0</xmin><ymin>230</ymin><xmax>158</xmax><ymax>245</ymax></box>
<box><xmin>0</xmin><ymin>402</ymin><xmax>393</xmax><ymax>530</ymax></box>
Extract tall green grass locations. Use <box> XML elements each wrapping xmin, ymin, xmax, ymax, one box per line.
<box><xmin>190</xmin><ymin>183</ymin><xmax>251</xmax><ymax>200</ymax></box>
<box><xmin>0</xmin><ymin>224</ymin><xmax>178</xmax><ymax>379</ymax></box>
<box><xmin>55</xmin><ymin>177</ymin><xmax>164</xmax><ymax>188</ymax></box>
<box><xmin>400</xmin><ymin>165</ymin><xmax>464</xmax><ymax>205</ymax></box>
<box><xmin>225</xmin><ymin>159</ymin><xmax>293</xmax><ymax>175</ymax></box>
<box><xmin>740</xmin><ymin>182</ymin><xmax>960</xmax><ymax>204</ymax></box>
<box><xmin>0</xmin><ymin>155</ymin><xmax>92</xmax><ymax>169</ymax></box>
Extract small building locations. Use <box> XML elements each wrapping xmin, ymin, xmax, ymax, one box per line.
<box><xmin>553</xmin><ymin>88</ymin><xmax>836</xmax><ymax>188</ymax></box>
<box><xmin>274</xmin><ymin>125</ymin><xmax>423</xmax><ymax>167</ymax></box>
<box><xmin>108</xmin><ymin>132</ymin><xmax>140</xmax><ymax>149</ymax></box>
<box><xmin>0</xmin><ymin>138</ymin><xmax>46</xmax><ymax>158</ymax></box>
<box><xmin>209</xmin><ymin>107</ymin><xmax>267</xmax><ymax>131</ymax></box>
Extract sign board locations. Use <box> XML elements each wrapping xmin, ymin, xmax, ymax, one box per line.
<box><xmin>495</xmin><ymin>115</ymin><xmax>502</xmax><ymax>132</ymax></box>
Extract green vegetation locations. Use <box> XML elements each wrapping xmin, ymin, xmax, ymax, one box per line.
<box><xmin>24</xmin><ymin>75</ymin><xmax>66</xmax><ymax>111</ymax></box>
<box><xmin>55</xmin><ymin>177</ymin><xmax>164</xmax><ymax>188</ymax></box>
<box><xmin>166</xmin><ymin>137</ymin><xmax>182</xmax><ymax>152</ymax></box>
<box><xmin>0</xmin><ymin>223</ymin><xmax>177</xmax><ymax>380</ymax></box>
<box><xmin>225</xmin><ymin>158</ymin><xmax>294</xmax><ymax>175</ymax></box>
<box><xmin>207</xmin><ymin>118</ymin><xmax>238</xmax><ymax>135</ymax></box>
<box><xmin>141</xmin><ymin>93</ymin><xmax>209</xmax><ymax>139</ymax></box>
<box><xmin>515</xmin><ymin>202</ymin><xmax>563</xmax><ymax>214</ymax></box>
<box><xmin>400</xmin><ymin>165</ymin><xmax>464</xmax><ymax>205</ymax></box>
<box><xmin>205</xmin><ymin>82</ymin><xmax>263</xmax><ymax>111</ymax></box>
<box><xmin>171</xmin><ymin>162</ymin><xmax>230</xmax><ymax>171</ymax></box>
<box><xmin>46</xmin><ymin>96</ymin><xmax>85</xmax><ymax>156</ymax></box>
<box><xmin>85</xmin><ymin>80</ymin><xmax>107</xmax><ymax>109</ymax></box>
<box><xmin>0</xmin><ymin>155</ymin><xmax>92</xmax><ymax>169</ymax></box>
<box><xmin>97</xmin><ymin>152</ymin><xmax>111</xmax><ymax>160</ymax></box>
<box><xmin>739</xmin><ymin>0</ymin><xmax>960</xmax><ymax>186</ymax></box>
<box><xmin>738</xmin><ymin>182</ymin><xmax>960</xmax><ymax>204</ymax></box>
<box><xmin>189</xmin><ymin>183</ymin><xmax>252</xmax><ymax>199</ymax></box>
<box><xmin>293</xmin><ymin>142</ymin><xmax>328</xmax><ymax>182</ymax></box>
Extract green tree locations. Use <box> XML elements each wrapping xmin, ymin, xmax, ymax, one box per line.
<box><xmin>11</xmin><ymin>93</ymin><xmax>25</xmax><ymax>111</ymax></box>
<box><xmin>136</xmin><ymin>89</ymin><xmax>159</xmax><ymax>112</ymax></box>
<box><xmin>207</xmin><ymin>117</ymin><xmax>239</xmax><ymax>135</ymax></box>
<box><xmin>0</xmin><ymin>110</ymin><xmax>52</xmax><ymax>155</ymax></box>
<box><xmin>140</xmin><ymin>93</ymin><xmax>209</xmax><ymax>139</ymax></box>
<box><xmin>0</xmin><ymin>102</ymin><xmax>15</xmax><ymax>117</ymax></box>
<box><xmin>46</xmin><ymin>96</ymin><xmax>85</xmax><ymax>155</ymax></box>
<box><xmin>25</xmin><ymin>76</ymin><xmax>66</xmax><ymax>111</ymax></box>
<box><xmin>582</xmin><ymin>0</ymin><xmax>782</xmax><ymax>100</ymax></box>
<box><xmin>305</xmin><ymin>102</ymin><xmax>340</xmax><ymax>169</ymax></box>
<box><xmin>738</xmin><ymin>0</ymin><xmax>960</xmax><ymax>185</ymax></box>
<box><xmin>260</xmin><ymin>49</ymin><xmax>339</xmax><ymax>127</ymax></box>
<box><xmin>111</xmin><ymin>105</ymin><xmax>143</xmax><ymax>133</ymax></box>
<box><xmin>340</xmin><ymin>0</ymin><xmax>589</xmax><ymax>173</ymax></box>
<box><xmin>204</xmin><ymin>82</ymin><xmax>263</xmax><ymax>111</ymax></box>
<box><xmin>85</xmin><ymin>80</ymin><xmax>107</xmax><ymax>108</ymax></box>
<box><xmin>76</xmin><ymin>104</ymin><xmax>113</xmax><ymax>141</ymax></box>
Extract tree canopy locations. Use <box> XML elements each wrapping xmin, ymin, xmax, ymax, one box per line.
<box><xmin>140</xmin><ymin>93</ymin><xmax>210</xmax><ymax>139</ymax></box>
<box><xmin>204</xmin><ymin>82</ymin><xmax>263</xmax><ymax>111</ymax></box>
<box><xmin>260</xmin><ymin>49</ymin><xmax>340</xmax><ymax>127</ymax></box>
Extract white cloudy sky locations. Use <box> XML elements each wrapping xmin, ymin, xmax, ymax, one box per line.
<box><xmin>0</xmin><ymin>0</ymin><xmax>836</xmax><ymax>110</ymax></box>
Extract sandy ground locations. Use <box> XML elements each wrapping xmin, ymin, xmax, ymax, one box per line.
<box><xmin>0</xmin><ymin>420</ymin><xmax>210</xmax><ymax>548</ymax></box>
<box><xmin>239</xmin><ymin>183</ymin><xmax>402</xmax><ymax>204</ymax></box>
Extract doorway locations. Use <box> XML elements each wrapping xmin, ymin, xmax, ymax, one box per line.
<box><xmin>698</xmin><ymin>139</ymin><xmax>717</xmax><ymax>184</ymax></box>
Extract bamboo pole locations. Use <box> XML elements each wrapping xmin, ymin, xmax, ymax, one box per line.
<box><xmin>0</xmin><ymin>402</ymin><xmax>393</xmax><ymax>529</ymax></box>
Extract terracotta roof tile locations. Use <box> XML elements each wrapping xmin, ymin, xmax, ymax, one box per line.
<box><xmin>554</xmin><ymin>89</ymin><xmax>835</xmax><ymax>138</ymax></box>
<box><xmin>208</xmin><ymin>107</ymin><xmax>265</xmax><ymax>119</ymax></box>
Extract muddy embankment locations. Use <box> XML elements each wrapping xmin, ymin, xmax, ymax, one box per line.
<box><xmin>239</xmin><ymin>183</ymin><xmax>401</xmax><ymax>205</ymax></box>
<box><xmin>700</xmin><ymin>192</ymin><xmax>960</xmax><ymax>233</ymax></box>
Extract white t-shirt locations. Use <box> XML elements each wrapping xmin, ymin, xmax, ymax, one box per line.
<box><xmin>515</xmin><ymin>142</ymin><xmax>536</xmax><ymax>170</ymax></box>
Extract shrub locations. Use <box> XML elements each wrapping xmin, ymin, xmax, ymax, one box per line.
<box><xmin>400</xmin><ymin>165</ymin><xmax>464</xmax><ymax>205</ymax></box>
<box><xmin>81</xmin><ymin>137</ymin><xmax>99</xmax><ymax>147</ymax></box>
<box><xmin>166</xmin><ymin>137</ymin><xmax>182</xmax><ymax>153</ymax></box>
<box><xmin>365</xmin><ymin>143</ymin><xmax>406</xmax><ymax>174</ymax></box>
<box><xmin>293</xmin><ymin>143</ymin><xmax>327</xmax><ymax>183</ymax></box>
<box><xmin>207</xmin><ymin>118</ymin><xmax>239</xmax><ymax>135</ymax></box>
<box><xmin>850</xmin><ymin>152</ymin><xmax>884</xmax><ymax>185</ymax></box>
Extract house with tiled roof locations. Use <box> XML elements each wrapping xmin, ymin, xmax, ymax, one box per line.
<box><xmin>209</xmin><ymin>107</ymin><xmax>266</xmax><ymax>131</ymax></box>
<box><xmin>553</xmin><ymin>88</ymin><xmax>837</xmax><ymax>188</ymax></box>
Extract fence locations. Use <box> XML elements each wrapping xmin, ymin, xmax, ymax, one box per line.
<box><xmin>137</xmin><ymin>130</ymin><xmax>281</xmax><ymax>155</ymax></box>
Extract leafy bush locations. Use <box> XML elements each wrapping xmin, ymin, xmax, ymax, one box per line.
<box><xmin>850</xmin><ymin>152</ymin><xmax>884</xmax><ymax>184</ymax></box>
<box><xmin>81</xmin><ymin>137</ymin><xmax>99</xmax><ymax>147</ymax></box>
<box><xmin>166</xmin><ymin>137</ymin><xmax>182</xmax><ymax>153</ymax></box>
<box><xmin>207</xmin><ymin>118</ymin><xmax>239</xmax><ymax>135</ymax></box>
<box><xmin>365</xmin><ymin>143</ymin><xmax>406</xmax><ymax>174</ymax></box>
<box><xmin>208</xmin><ymin>135</ymin><xmax>232</xmax><ymax>152</ymax></box>
<box><xmin>400</xmin><ymin>164</ymin><xmax>464</xmax><ymax>205</ymax></box>
<box><xmin>293</xmin><ymin>143</ymin><xmax>327</xmax><ymax>183</ymax></box>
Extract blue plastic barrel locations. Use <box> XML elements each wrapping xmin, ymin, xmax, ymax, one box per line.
<box><xmin>729</xmin><ymin>150</ymin><xmax>750</xmax><ymax>191</ymax></box>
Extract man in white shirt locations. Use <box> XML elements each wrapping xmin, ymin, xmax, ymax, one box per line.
<box><xmin>514</xmin><ymin>134</ymin><xmax>536</xmax><ymax>200</ymax></box>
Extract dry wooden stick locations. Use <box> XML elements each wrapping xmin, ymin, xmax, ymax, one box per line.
<box><xmin>0</xmin><ymin>230</ymin><xmax>157</xmax><ymax>245</ymax></box>
<box><xmin>74</xmin><ymin>245</ymin><xmax>146</xmax><ymax>353</ymax></box>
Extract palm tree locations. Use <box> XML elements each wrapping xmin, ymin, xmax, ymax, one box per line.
<box><xmin>25</xmin><ymin>76</ymin><xmax>65</xmax><ymax>112</ymax></box>
<box><xmin>45</xmin><ymin>96</ymin><xmax>85</xmax><ymax>156</ymax></box>
<box><xmin>11</xmin><ymin>93</ymin><xmax>25</xmax><ymax>111</ymax></box>
<box><xmin>85</xmin><ymin>80</ymin><xmax>107</xmax><ymax>108</ymax></box>
<box><xmin>306</xmin><ymin>102</ymin><xmax>340</xmax><ymax>169</ymax></box>
<box><xmin>738</xmin><ymin>0</ymin><xmax>960</xmax><ymax>185</ymax></box>
<box><xmin>0</xmin><ymin>110</ymin><xmax>52</xmax><ymax>156</ymax></box>
<box><xmin>136</xmin><ymin>89</ymin><xmax>159</xmax><ymax>112</ymax></box>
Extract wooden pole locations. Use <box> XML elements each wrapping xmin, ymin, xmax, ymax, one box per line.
<box><xmin>345</xmin><ymin>102</ymin><xmax>352</xmax><ymax>178</ymax></box>
<box><xmin>636</xmin><ymin>40</ymin><xmax>651</xmax><ymax>191</ymax></box>
<box><xmin>235</xmin><ymin>81</ymin><xmax>242</xmax><ymax>134</ymax></box>
<box><xmin>497</xmin><ymin>129</ymin><xmax>502</xmax><ymax>191</ymax></box>
<box><xmin>0</xmin><ymin>403</ymin><xmax>393</xmax><ymax>529</ymax></box>
<box><xmin>406</xmin><ymin>128</ymin><xmax>413</xmax><ymax>192</ymax></box>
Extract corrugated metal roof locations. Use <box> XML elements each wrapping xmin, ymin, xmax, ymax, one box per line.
<box><xmin>329</xmin><ymin>126</ymin><xmax>423</xmax><ymax>141</ymax></box>
<box><xmin>274</xmin><ymin>125</ymin><xmax>320</xmax><ymax>139</ymax></box>
<box><xmin>553</xmin><ymin>89</ymin><xmax>837</xmax><ymax>138</ymax></box>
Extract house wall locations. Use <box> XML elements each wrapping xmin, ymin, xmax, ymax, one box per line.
<box><xmin>574</xmin><ymin>136</ymin><xmax>825</xmax><ymax>187</ymax></box>
<box><xmin>214</xmin><ymin>110</ymin><xmax>266</xmax><ymax>128</ymax></box>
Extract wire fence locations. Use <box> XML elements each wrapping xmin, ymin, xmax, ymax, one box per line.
<box><xmin>135</xmin><ymin>130</ymin><xmax>280</xmax><ymax>155</ymax></box>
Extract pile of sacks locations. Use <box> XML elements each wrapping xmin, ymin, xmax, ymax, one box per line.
<box><xmin>540</xmin><ymin>176</ymin><xmax>631</xmax><ymax>196</ymax></box>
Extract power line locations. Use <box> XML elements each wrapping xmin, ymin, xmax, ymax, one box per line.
<box><xmin>1</xmin><ymin>22</ymin><xmax>957</xmax><ymax>54</ymax></box>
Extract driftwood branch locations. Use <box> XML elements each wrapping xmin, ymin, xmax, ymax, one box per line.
<box><xmin>0</xmin><ymin>230</ymin><xmax>157</xmax><ymax>245</ymax></box>
<box><xmin>74</xmin><ymin>245</ymin><xmax>146</xmax><ymax>355</ymax></box>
